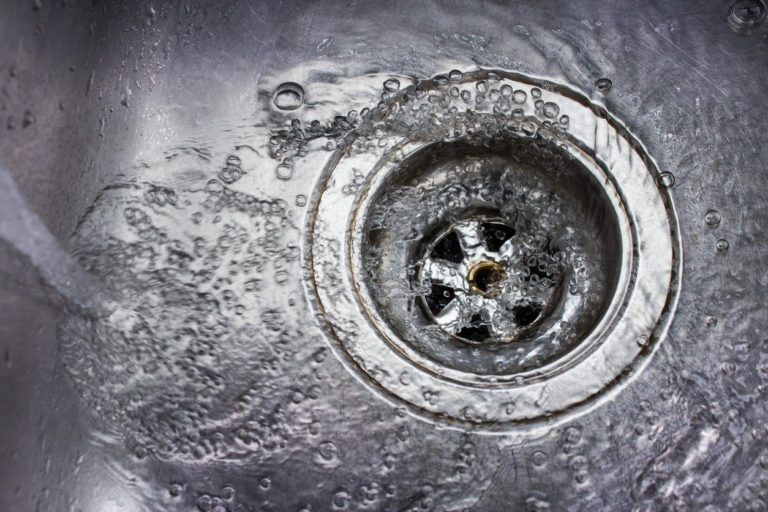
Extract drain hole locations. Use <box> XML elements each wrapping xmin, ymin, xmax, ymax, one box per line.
<box><xmin>425</xmin><ymin>284</ymin><xmax>456</xmax><ymax>315</ymax></box>
<box><xmin>468</xmin><ymin>261</ymin><xmax>507</xmax><ymax>295</ymax></box>
<box><xmin>481</xmin><ymin>222</ymin><xmax>515</xmax><ymax>252</ymax></box>
<box><xmin>473</xmin><ymin>266</ymin><xmax>500</xmax><ymax>293</ymax></box>
<box><xmin>456</xmin><ymin>314</ymin><xmax>490</xmax><ymax>342</ymax></box>
<box><xmin>431</xmin><ymin>231</ymin><xmax>464</xmax><ymax>263</ymax></box>
<box><xmin>511</xmin><ymin>303</ymin><xmax>542</xmax><ymax>327</ymax></box>
<box><xmin>362</xmin><ymin>120</ymin><xmax>627</xmax><ymax>367</ymax></box>
<box><xmin>310</xmin><ymin>69</ymin><xmax>678</xmax><ymax>421</ymax></box>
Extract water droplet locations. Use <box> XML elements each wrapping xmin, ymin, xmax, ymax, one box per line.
<box><xmin>705</xmin><ymin>315</ymin><xmax>718</xmax><ymax>327</ymax></box>
<box><xmin>332</xmin><ymin>489</ymin><xmax>351</xmax><ymax>509</ymax></box>
<box><xmin>169</xmin><ymin>483</ymin><xmax>183</xmax><ymax>497</ymax></box>
<box><xmin>564</xmin><ymin>426</ymin><xmax>581</xmax><ymax>444</ymax></box>
<box><xmin>531</xmin><ymin>450</ymin><xmax>548</xmax><ymax>467</ymax></box>
<box><xmin>704</xmin><ymin>209</ymin><xmax>721</xmax><ymax>227</ymax></box>
<box><xmin>531</xmin><ymin>87</ymin><xmax>542</xmax><ymax>99</ymax></box>
<box><xmin>432</xmin><ymin>75</ymin><xmax>449</xmax><ymax>89</ymax></box>
<box><xmin>637</xmin><ymin>335</ymin><xmax>649</xmax><ymax>347</ymax></box>
<box><xmin>542</xmin><ymin>102</ymin><xmax>560</xmax><ymax>118</ymax></box>
<box><xmin>716</xmin><ymin>238</ymin><xmax>730</xmax><ymax>252</ymax></box>
<box><xmin>276</xmin><ymin>165</ymin><xmax>293</xmax><ymax>180</ymax></box>
<box><xmin>595</xmin><ymin>77</ymin><xmax>613</xmax><ymax>92</ymax></box>
<box><xmin>221</xmin><ymin>486</ymin><xmax>235</xmax><ymax>501</ymax></box>
<box><xmin>512</xmin><ymin>90</ymin><xmax>527</xmax><ymax>104</ymax></box>
<box><xmin>259</xmin><ymin>476</ymin><xmax>271</xmax><ymax>490</ymax></box>
<box><xmin>318</xmin><ymin>440</ymin><xmax>338</xmax><ymax>461</ymax></box>
<box><xmin>383</xmin><ymin>78</ymin><xmax>400</xmax><ymax>92</ymax></box>
<box><xmin>657</xmin><ymin>172</ymin><xmax>675</xmax><ymax>188</ymax></box>
<box><xmin>476</xmin><ymin>80</ymin><xmax>488</xmax><ymax>93</ymax></box>
<box><xmin>449</xmin><ymin>69</ymin><xmax>464</xmax><ymax>82</ymax></box>
<box><xmin>273</xmin><ymin>82</ymin><xmax>305</xmax><ymax>111</ymax></box>
<box><xmin>197</xmin><ymin>495</ymin><xmax>212</xmax><ymax>512</ymax></box>
<box><xmin>296</xmin><ymin>194</ymin><xmax>307</xmax><ymax>207</ymax></box>
<box><xmin>134</xmin><ymin>445</ymin><xmax>148</xmax><ymax>459</ymax></box>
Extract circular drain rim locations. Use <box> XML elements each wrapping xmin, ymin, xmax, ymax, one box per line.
<box><xmin>303</xmin><ymin>70</ymin><xmax>681</xmax><ymax>430</ymax></box>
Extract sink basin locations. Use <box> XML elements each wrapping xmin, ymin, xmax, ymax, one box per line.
<box><xmin>2</xmin><ymin>1</ymin><xmax>767</xmax><ymax>510</ymax></box>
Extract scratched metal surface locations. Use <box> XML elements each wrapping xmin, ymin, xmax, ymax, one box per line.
<box><xmin>1</xmin><ymin>0</ymin><xmax>767</xmax><ymax>510</ymax></box>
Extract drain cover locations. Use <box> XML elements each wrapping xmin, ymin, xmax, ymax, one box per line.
<box><xmin>418</xmin><ymin>215</ymin><xmax>561</xmax><ymax>345</ymax></box>
<box><xmin>304</xmin><ymin>70</ymin><xmax>681</xmax><ymax>430</ymax></box>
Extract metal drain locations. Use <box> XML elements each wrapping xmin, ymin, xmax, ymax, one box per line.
<box><xmin>304</xmin><ymin>70</ymin><xmax>681</xmax><ymax>431</ymax></box>
<box><xmin>418</xmin><ymin>215</ymin><xmax>561</xmax><ymax>344</ymax></box>
<box><xmin>357</xmin><ymin>137</ymin><xmax>623</xmax><ymax>379</ymax></box>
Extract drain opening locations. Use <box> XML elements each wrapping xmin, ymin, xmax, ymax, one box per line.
<box><xmin>425</xmin><ymin>284</ymin><xmax>455</xmax><ymax>314</ymax></box>
<box><xmin>430</xmin><ymin>231</ymin><xmax>464</xmax><ymax>264</ymax></box>
<box><xmin>366</xmin><ymin>137</ymin><xmax>621</xmax><ymax>366</ymax></box>
<box><xmin>467</xmin><ymin>260</ymin><xmax>507</xmax><ymax>296</ymax></box>
<box><xmin>512</xmin><ymin>302</ymin><xmax>543</xmax><ymax>327</ymax></box>
<box><xmin>456</xmin><ymin>313</ymin><xmax>491</xmax><ymax>343</ymax></box>
<box><xmin>306</xmin><ymin>69</ymin><xmax>680</xmax><ymax>428</ymax></box>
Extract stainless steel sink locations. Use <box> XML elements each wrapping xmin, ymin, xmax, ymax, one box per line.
<box><xmin>2</xmin><ymin>1</ymin><xmax>767</xmax><ymax>510</ymax></box>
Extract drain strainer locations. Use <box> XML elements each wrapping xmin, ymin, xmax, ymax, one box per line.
<box><xmin>418</xmin><ymin>215</ymin><xmax>562</xmax><ymax>345</ymax></box>
<box><xmin>304</xmin><ymin>70</ymin><xmax>681</xmax><ymax>430</ymax></box>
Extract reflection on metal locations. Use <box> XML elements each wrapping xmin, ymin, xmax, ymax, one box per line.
<box><xmin>2</xmin><ymin>0</ymin><xmax>767</xmax><ymax>509</ymax></box>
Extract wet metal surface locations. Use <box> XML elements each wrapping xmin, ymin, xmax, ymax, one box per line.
<box><xmin>1</xmin><ymin>1</ymin><xmax>768</xmax><ymax>510</ymax></box>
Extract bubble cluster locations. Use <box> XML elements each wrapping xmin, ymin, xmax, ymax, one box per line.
<box><xmin>267</xmin><ymin>111</ymin><xmax>362</xmax><ymax>177</ymax></box>
<box><xmin>267</xmin><ymin>72</ymin><xmax>576</xmax><ymax>186</ymax></box>
<box><xmin>59</xmin><ymin>150</ymin><xmax>325</xmax><ymax>462</ymax></box>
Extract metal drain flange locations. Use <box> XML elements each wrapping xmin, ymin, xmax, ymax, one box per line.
<box><xmin>303</xmin><ymin>70</ymin><xmax>681</xmax><ymax>431</ymax></box>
